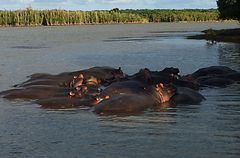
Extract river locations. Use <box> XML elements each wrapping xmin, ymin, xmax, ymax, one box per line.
<box><xmin>0</xmin><ymin>22</ymin><xmax>240</xmax><ymax>158</ymax></box>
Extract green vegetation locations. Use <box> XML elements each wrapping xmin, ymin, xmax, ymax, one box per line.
<box><xmin>0</xmin><ymin>8</ymin><xmax>220</xmax><ymax>27</ymax></box>
<box><xmin>217</xmin><ymin>0</ymin><xmax>240</xmax><ymax>20</ymax></box>
<box><xmin>188</xmin><ymin>28</ymin><xmax>240</xmax><ymax>43</ymax></box>
<box><xmin>120</xmin><ymin>9</ymin><xmax>219</xmax><ymax>22</ymax></box>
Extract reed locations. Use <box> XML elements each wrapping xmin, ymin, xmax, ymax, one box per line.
<box><xmin>0</xmin><ymin>8</ymin><xmax>220</xmax><ymax>26</ymax></box>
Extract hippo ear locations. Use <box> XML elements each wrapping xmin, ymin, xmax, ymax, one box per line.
<box><xmin>159</xmin><ymin>83</ymin><xmax>164</xmax><ymax>88</ymax></box>
<box><xmin>118</xmin><ymin>67</ymin><xmax>121</xmax><ymax>71</ymax></box>
<box><xmin>78</xmin><ymin>73</ymin><xmax>84</xmax><ymax>79</ymax></box>
<box><xmin>155</xmin><ymin>84</ymin><xmax>160</xmax><ymax>92</ymax></box>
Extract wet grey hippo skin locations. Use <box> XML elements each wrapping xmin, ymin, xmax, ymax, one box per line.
<box><xmin>128</xmin><ymin>68</ymin><xmax>200</xmax><ymax>90</ymax></box>
<box><xmin>0</xmin><ymin>86</ymin><xmax>75</xmax><ymax>100</ymax></box>
<box><xmin>97</xmin><ymin>80</ymin><xmax>147</xmax><ymax>99</ymax></box>
<box><xmin>93</xmin><ymin>83</ymin><xmax>176</xmax><ymax>115</ymax></box>
<box><xmin>14</xmin><ymin>66</ymin><xmax>125</xmax><ymax>88</ymax></box>
<box><xmin>36</xmin><ymin>97</ymin><xmax>95</xmax><ymax>109</ymax></box>
<box><xmin>170</xmin><ymin>87</ymin><xmax>205</xmax><ymax>105</ymax></box>
<box><xmin>1</xmin><ymin>66</ymin><xmax>239</xmax><ymax>114</ymax></box>
<box><xmin>190</xmin><ymin>66</ymin><xmax>237</xmax><ymax>79</ymax></box>
<box><xmin>186</xmin><ymin>66</ymin><xmax>240</xmax><ymax>87</ymax></box>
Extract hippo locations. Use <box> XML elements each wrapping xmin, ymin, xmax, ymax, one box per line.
<box><xmin>93</xmin><ymin>83</ymin><xmax>176</xmax><ymax>115</ymax></box>
<box><xmin>14</xmin><ymin>78</ymin><xmax>70</xmax><ymax>88</ymax></box>
<box><xmin>97</xmin><ymin>80</ymin><xmax>147</xmax><ymax>99</ymax></box>
<box><xmin>128</xmin><ymin>68</ymin><xmax>152</xmax><ymax>83</ymax></box>
<box><xmin>183</xmin><ymin>66</ymin><xmax>239</xmax><ymax>87</ymax></box>
<box><xmin>128</xmin><ymin>68</ymin><xmax>199</xmax><ymax>90</ymax></box>
<box><xmin>223</xmin><ymin>72</ymin><xmax>240</xmax><ymax>81</ymax></box>
<box><xmin>14</xmin><ymin>66</ymin><xmax>125</xmax><ymax>88</ymax></box>
<box><xmin>196</xmin><ymin>77</ymin><xmax>235</xmax><ymax>87</ymax></box>
<box><xmin>189</xmin><ymin>66</ymin><xmax>237</xmax><ymax>79</ymax></box>
<box><xmin>35</xmin><ymin>97</ymin><xmax>95</xmax><ymax>109</ymax></box>
<box><xmin>0</xmin><ymin>85</ymin><xmax>77</xmax><ymax>100</ymax></box>
<box><xmin>161</xmin><ymin>67</ymin><xmax>180</xmax><ymax>76</ymax></box>
<box><xmin>170</xmin><ymin>87</ymin><xmax>205</xmax><ymax>105</ymax></box>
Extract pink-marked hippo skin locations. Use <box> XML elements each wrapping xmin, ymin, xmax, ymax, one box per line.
<box><xmin>170</xmin><ymin>87</ymin><xmax>205</xmax><ymax>105</ymax></box>
<box><xmin>94</xmin><ymin>83</ymin><xmax>176</xmax><ymax>115</ymax></box>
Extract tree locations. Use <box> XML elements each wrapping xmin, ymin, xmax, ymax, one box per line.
<box><xmin>217</xmin><ymin>0</ymin><xmax>240</xmax><ymax>20</ymax></box>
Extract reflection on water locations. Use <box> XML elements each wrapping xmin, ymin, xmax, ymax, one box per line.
<box><xmin>218</xmin><ymin>43</ymin><xmax>240</xmax><ymax>71</ymax></box>
<box><xmin>0</xmin><ymin>22</ymin><xmax>240</xmax><ymax>158</ymax></box>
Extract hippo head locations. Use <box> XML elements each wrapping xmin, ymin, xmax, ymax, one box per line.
<box><xmin>111</xmin><ymin>67</ymin><xmax>126</xmax><ymax>80</ymax></box>
<box><xmin>133</xmin><ymin>68</ymin><xmax>152</xmax><ymax>83</ymax></box>
<box><xmin>153</xmin><ymin>83</ymin><xmax>176</xmax><ymax>103</ymax></box>
<box><xmin>161</xmin><ymin>67</ymin><xmax>180</xmax><ymax>75</ymax></box>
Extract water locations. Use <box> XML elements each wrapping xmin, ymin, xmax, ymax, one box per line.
<box><xmin>0</xmin><ymin>22</ymin><xmax>240</xmax><ymax>158</ymax></box>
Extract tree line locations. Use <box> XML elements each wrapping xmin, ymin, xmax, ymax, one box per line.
<box><xmin>120</xmin><ymin>9</ymin><xmax>219</xmax><ymax>22</ymax></box>
<box><xmin>217</xmin><ymin>0</ymin><xmax>240</xmax><ymax>20</ymax></box>
<box><xmin>0</xmin><ymin>8</ymin><xmax>220</xmax><ymax>26</ymax></box>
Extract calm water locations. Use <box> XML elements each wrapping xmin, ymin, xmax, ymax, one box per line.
<box><xmin>0</xmin><ymin>22</ymin><xmax>240</xmax><ymax>158</ymax></box>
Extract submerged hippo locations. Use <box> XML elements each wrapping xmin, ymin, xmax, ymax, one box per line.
<box><xmin>0</xmin><ymin>85</ymin><xmax>77</xmax><ymax>100</ymax></box>
<box><xmin>170</xmin><ymin>87</ymin><xmax>205</xmax><ymax>105</ymax></box>
<box><xmin>185</xmin><ymin>66</ymin><xmax>239</xmax><ymax>87</ymax></box>
<box><xmin>97</xmin><ymin>80</ymin><xmax>147</xmax><ymax>99</ymax></box>
<box><xmin>93</xmin><ymin>83</ymin><xmax>176</xmax><ymax>115</ymax></box>
<box><xmin>197</xmin><ymin>77</ymin><xmax>235</xmax><ymax>87</ymax></box>
<box><xmin>189</xmin><ymin>66</ymin><xmax>237</xmax><ymax>79</ymax></box>
<box><xmin>128</xmin><ymin>68</ymin><xmax>199</xmax><ymax>90</ymax></box>
<box><xmin>35</xmin><ymin>97</ymin><xmax>95</xmax><ymax>109</ymax></box>
<box><xmin>15</xmin><ymin>66</ymin><xmax>126</xmax><ymax>88</ymax></box>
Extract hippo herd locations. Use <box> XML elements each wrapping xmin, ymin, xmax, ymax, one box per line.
<box><xmin>0</xmin><ymin>66</ymin><xmax>239</xmax><ymax>115</ymax></box>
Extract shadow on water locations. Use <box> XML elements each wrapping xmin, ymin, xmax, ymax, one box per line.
<box><xmin>103</xmin><ymin>32</ymin><xmax>198</xmax><ymax>43</ymax></box>
<box><xmin>11</xmin><ymin>46</ymin><xmax>49</xmax><ymax>49</ymax></box>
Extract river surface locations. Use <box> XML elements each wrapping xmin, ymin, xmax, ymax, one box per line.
<box><xmin>0</xmin><ymin>22</ymin><xmax>240</xmax><ymax>158</ymax></box>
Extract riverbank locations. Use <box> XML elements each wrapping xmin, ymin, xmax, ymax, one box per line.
<box><xmin>188</xmin><ymin>28</ymin><xmax>240</xmax><ymax>43</ymax></box>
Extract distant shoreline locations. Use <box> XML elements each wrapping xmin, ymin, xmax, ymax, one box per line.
<box><xmin>188</xmin><ymin>28</ymin><xmax>240</xmax><ymax>43</ymax></box>
<box><xmin>0</xmin><ymin>21</ymin><xmax>238</xmax><ymax>28</ymax></box>
<box><xmin>0</xmin><ymin>8</ymin><xmax>220</xmax><ymax>27</ymax></box>
<box><xmin>0</xmin><ymin>21</ymin><xmax>148</xmax><ymax>28</ymax></box>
